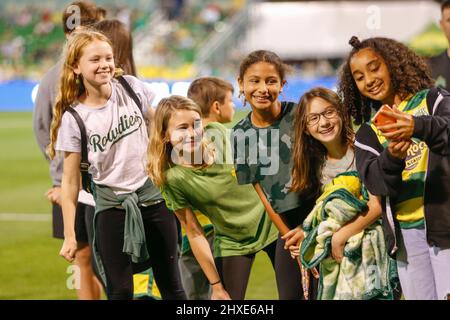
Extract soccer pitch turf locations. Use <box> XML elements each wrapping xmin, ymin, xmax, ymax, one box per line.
<box><xmin>0</xmin><ymin>111</ymin><xmax>278</xmax><ymax>300</ymax></box>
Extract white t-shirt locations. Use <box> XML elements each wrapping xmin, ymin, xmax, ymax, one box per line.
<box><xmin>321</xmin><ymin>147</ymin><xmax>356</xmax><ymax>186</ymax></box>
<box><xmin>56</xmin><ymin>75</ymin><xmax>155</xmax><ymax>195</ymax></box>
<box><xmin>78</xmin><ymin>189</ymin><xmax>95</xmax><ymax>206</ymax></box>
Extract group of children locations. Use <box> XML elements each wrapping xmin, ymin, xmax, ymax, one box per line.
<box><xmin>35</xmin><ymin>1</ymin><xmax>450</xmax><ymax>301</ymax></box>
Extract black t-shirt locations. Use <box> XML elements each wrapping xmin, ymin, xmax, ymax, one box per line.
<box><xmin>429</xmin><ymin>50</ymin><xmax>450</xmax><ymax>91</ymax></box>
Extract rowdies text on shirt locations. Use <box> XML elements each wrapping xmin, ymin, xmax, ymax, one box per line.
<box><xmin>89</xmin><ymin>112</ymin><xmax>143</xmax><ymax>152</ymax></box>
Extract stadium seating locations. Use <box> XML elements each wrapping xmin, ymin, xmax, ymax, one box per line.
<box><xmin>0</xmin><ymin>0</ymin><xmax>245</xmax><ymax>81</ymax></box>
<box><xmin>0</xmin><ymin>0</ymin><xmax>155</xmax><ymax>80</ymax></box>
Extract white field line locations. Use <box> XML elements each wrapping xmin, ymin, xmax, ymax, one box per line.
<box><xmin>0</xmin><ymin>213</ymin><xmax>51</xmax><ymax>222</ymax></box>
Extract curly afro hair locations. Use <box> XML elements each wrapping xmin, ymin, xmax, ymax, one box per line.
<box><xmin>337</xmin><ymin>36</ymin><xmax>434</xmax><ymax>125</ymax></box>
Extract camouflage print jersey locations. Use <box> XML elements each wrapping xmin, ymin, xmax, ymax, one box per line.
<box><xmin>231</xmin><ymin>101</ymin><xmax>304</xmax><ymax>214</ymax></box>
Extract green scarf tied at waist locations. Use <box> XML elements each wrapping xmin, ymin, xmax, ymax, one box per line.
<box><xmin>300</xmin><ymin>172</ymin><xmax>398</xmax><ymax>300</ymax></box>
<box><xmin>92</xmin><ymin>179</ymin><xmax>163</xmax><ymax>288</ymax></box>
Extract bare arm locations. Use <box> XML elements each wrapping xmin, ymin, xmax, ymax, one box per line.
<box><xmin>59</xmin><ymin>151</ymin><xmax>81</xmax><ymax>262</ymax></box>
<box><xmin>253</xmin><ymin>182</ymin><xmax>319</xmax><ymax>280</ymax></box>
<box><xmin>253</xmin><ymin>182</ymin><xmax>290</xmax><ymax>234</ymax></box>
<box><xmin>253</xmin><ymin>182</ymin><xmax>304</xmax><ymax>250</ymax></box>
<box><xmin>253</xmin><ymin>182</ymin><xmax>305</xmax><ymax>259</ymax></box>
<box><xmin>174</xmin><ymin>207</ymin><xmax>230</xmax><ymax>300</ymax></box>
<box><xmin>331</xmin><ymin>193</ymin><xmax>382</xmax><ymax>263</ymax></box>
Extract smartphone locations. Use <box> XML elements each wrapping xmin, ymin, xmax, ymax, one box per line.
<box><xmin>371</xmin><ymin>105</ymin><xmax>397</xmax><ymax>132</ymax></box>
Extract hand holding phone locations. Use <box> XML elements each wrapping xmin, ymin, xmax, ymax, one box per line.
<box><xmin>372</xmin><ymin>105</ymin><xmax>397</xmax><ymax>133</ymax></box>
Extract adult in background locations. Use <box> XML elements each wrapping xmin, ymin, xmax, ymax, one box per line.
<box><xmin>429</xmin><ymin>0</ymin><xmax>450</xmax><ymax>91</ymax></box>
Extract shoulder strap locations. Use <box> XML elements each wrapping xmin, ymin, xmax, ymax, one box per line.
<box><xmin>66</xmin><ymin>107</ymin><xmax>93</xmax><ymax>193</ymax></box>
<box><xmin>117</xmin><ymin>76</ymin><xmax>144</xmax><ymax>116</ymax></box>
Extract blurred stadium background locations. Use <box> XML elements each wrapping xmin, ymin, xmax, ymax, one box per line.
<box><xmin>0</xmin><ymin>0</ymin><xmax>446</xmax><ymax>299</ymax></box>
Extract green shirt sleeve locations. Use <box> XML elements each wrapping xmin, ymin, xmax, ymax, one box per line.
<box><xmin>160</xmin><ymin>174</ymin><xmax>190</xmax><ymax>211</ymax></box>
<box><xmin>231</xmin><ymin>123</ymin><xmax>257</xmax><ymax>185</ymax></box>
<box><xmin>205</xmin><ymin>122</ymin><xmax>234</xmax><ymax>166</ymax></box>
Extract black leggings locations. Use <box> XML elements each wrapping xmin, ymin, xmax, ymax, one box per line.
<box><xmin>214</xmin><ymin>207</ymin><xmax>319</xmax><ymax>300</ymax></box>
<box><xmin>214</xmin><ymin>217</ymin><xmax>319</xmax><ymax>300</ymax></box>
<box><xmin>275</xmin><ymin>208</ymin><xmax>318</xmax><ymax>300</ymax></box>
<box><xmin>74</xmin><ymin>203</ymin><xmax>103</xmax><ymax>286</ymax></box>
<box><xmin>215</xmin><ymin>241</ymin><xmax>277</xmax><ymax>300</ymax></box>
<box><xmin>95</xmin><ymin>202</ymin><xmax>186</xmax><ymax>300</ymax></box>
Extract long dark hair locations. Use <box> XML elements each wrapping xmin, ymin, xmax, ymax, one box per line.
<box><xmin>291</xmin><ymin>87</ymin><xmax>354</xmax><ymax>197</ymax></box>
<box><xmin>337</xmin><ymin>36</ymin><xmax>434</xmax><ymax>125</ymax></box>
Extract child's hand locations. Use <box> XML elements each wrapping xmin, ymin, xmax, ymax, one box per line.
<box><xmin>211</xmin><ymin>283</ymin><xmax>231</xmax><ymax>300</ymax></box>
<box><xmin>45</xmin><ymin>187</ymin><xmax>61</xmax><ymax>205</ymax></box>
<box><xmin>60</xmin><ymin>237</ymin><xmax>78</xmax><ymax>262</ymax></box>
<box><xmin>289</xmin><ymin>245</ymin><xmax>300</xmax><ymax>259</ymax></box>
<box><xmin>376</xmin><ymin>105</ymin><xmax>415</xmax><ymax>140</ymax></box>
<box><xmin>281</xmin><ymin>226</ymin><xmax>305</xmax><ymax>260</ymax></box>
<box><xmin>281</xmin><ymin>226</ymin><xmax>305</xmax><ymax>251</ymax></box>
<box><xmin>331</xmin><ymin>231</ymin><xmax>347</xmax><ymax>263</ymax></box>
<box><xmin>387</xmin><ymin>139</ymin><xmax>412</xmax><ymax>159</ymax></box>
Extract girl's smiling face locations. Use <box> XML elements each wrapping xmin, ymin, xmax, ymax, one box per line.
<box><xmin>306</xmin><ymin>97</ymin><xmax>342</xmax><ymax>147</ymax></box>
<box><xmin>73</xmin><ymin>39</ymin><xmax>115</xmax><ymax>87</ymax></box>
<box><xmin>350</xmin><ymin>48</ymin><xmax>395</xmax><ymax>105</ymax></box>
<box><xmin>166</xmin><ymin>109</ymin><xmax>203</xmax><ymax>155</ymax></box>
<box><xmin>238</xmin><ymin>61</ymin><xmax>285</xmax><ymax>111</ymax></box>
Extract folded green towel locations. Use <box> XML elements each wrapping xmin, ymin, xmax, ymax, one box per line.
<box><xmin>300</xmin><ymin>172</ymin><xmax>398</xmax><ymax>300</ymax></box>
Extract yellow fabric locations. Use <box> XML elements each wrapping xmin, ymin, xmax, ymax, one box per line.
<box><xmin>181</xmin><ymin>210</ymin><xmax>212</xmax><ymax>236</ymax></box>
<box><xmin>320</xmin><ymin>174</ymin><xmax>363</xmax><ymax>202</ymax></box>
<box><xmin>133</xmin><ymin>273</ymin><xmax>150</xmax><ymax>295</ymax></box>
<box><xmin>133</xmin><ymin>273</ymin><xmax>162</xmax><ymax>299</ymax></box>
<box><xmin>151</xmin><ymin>280</ymin><xmax>161</xmax><ymax>298</ymax></box>
<box><xmin>395</xmin><ymin>197</ymin><xmax>426</xmax><ymax>223</ymax></box>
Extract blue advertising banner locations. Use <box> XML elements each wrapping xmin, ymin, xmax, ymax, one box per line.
<box><xmin>0</xmin><ymin>77</ymin><xmax>336</xmax><ymax>112</ymax></box>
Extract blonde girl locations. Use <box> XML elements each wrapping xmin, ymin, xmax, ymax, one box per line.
<box><xmin>47</xmin><ymin>30</ymin><xmax>185</xmax><ymax>300</ymax></box>
<box><xmin>147</xmin><ymin>95</ymin><xmax>279</xmax><ymax>300</ymax></box>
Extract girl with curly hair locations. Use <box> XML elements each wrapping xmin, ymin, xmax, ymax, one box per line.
<box><xmin>338</xmin><ymin>36</ymin><xmax>450</xmax><ymax>300</ymax></box>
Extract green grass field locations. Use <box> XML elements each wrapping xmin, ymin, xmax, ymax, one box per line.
<box><xmin>0</xmin><ymin>111</ymin><xmax>279</xmax><ymax>300</ymax></box>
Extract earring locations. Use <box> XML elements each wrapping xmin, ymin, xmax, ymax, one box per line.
<box><xmin>75</xmin><ymin>74</ymin><xmax>81</xmax><ymax>86</ymax></box>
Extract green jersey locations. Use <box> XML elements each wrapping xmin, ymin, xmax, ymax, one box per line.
<box><xmin>231</xmin><ymin>102</ymin><xmax>304</xmax><ymax>214</ymax></box>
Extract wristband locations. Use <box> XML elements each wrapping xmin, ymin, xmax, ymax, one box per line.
<box><xmin>210</xmin><ymin>279</ymin><xmax>221</xmax><ymax>286</ymax></box>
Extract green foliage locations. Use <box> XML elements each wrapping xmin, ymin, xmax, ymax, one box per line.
<box><xmin>409</xmin><ymin>22</ymin><xmax>448</xmax><ymax>57</ymax></box>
